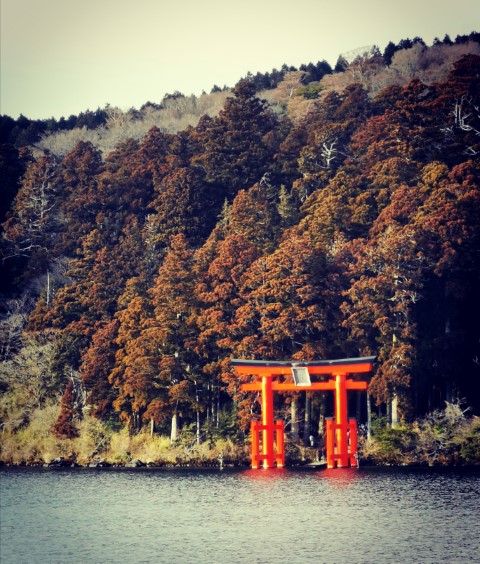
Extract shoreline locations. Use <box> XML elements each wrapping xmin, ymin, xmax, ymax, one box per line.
<box><xmin>1</xmin><ymin>457</ymin><xmax>479</xmax><ymax>471</ymax></box>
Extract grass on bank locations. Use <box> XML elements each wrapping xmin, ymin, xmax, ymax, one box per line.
<box><xmin>362</xmin><ymin>403</ymin><xmax>480</xmax><ymax>466</ymax></box>
<box><xmin>1</xmin><ymin>400</ymin><xmax>479</xmax><ymax>467</ymax></box>
<box><xmin>0</xmin><ymin>401</ymin><xmax>250</xmax><ymax>466</ymax></box>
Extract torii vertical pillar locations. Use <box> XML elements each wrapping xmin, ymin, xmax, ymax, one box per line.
<box><xmin>336</xmin><ymin>373</ymin><xmax>348</xmax><ymax>464</ymax></box>
<box><xmin>261</xmin><ymin>374</ymin><xmax>274</xmax><ymax>468</ymax></box>
<box><xmin>249</xmin><ymin>374</ymin><xmax>285</xmax><ymax>469</ymax></box>
<box><xmin>325</xmin><ymin>372</ymin><xmax>361</xmax><ymax>468</ymax></box>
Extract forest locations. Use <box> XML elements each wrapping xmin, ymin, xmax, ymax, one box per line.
<box><xmin>1</xmin><ymin>34</ymin><xmax>480</xmax><ymax>466</ymax></box>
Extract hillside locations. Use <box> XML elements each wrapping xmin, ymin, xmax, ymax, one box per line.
<box><xmin>1</xmin><ymin>35</ymin><xmax>480</xmax><ymax>464</ymax></box>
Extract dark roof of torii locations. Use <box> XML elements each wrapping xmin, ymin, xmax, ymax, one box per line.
<box><xmin>231</xmin><ymin>356</ymin><xmax>376</xmax><ymax>368</ymax></box>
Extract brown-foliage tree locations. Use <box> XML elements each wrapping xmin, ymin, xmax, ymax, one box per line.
<box><xmin>80</xmin><ymin>318</ymin><xmax>119</xmax><ymax>418</ymax></box>
<box><xmin>52</xmin><ymin>379</ymin><xmax>81</xmax><ymax>438</ymax></box>
<box><xmin>108</xmin><ymin>277</ymin><xmax>155</xmax><ymax>430</ymax></box>
<box><xmin>148</xmin><ymin>234</ymin><xmax>201</xmax><ymax>438</ymax></box>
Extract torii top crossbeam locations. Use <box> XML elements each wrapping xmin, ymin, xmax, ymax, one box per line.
<box><xmin>231</xmin><ymin>357</ymin><xmax>375</xmax><ymax>390</ymax></box>
<box><xmin>231</xmin><ymin>357</ymin><xmax>375</xmax><ymax>372</ymax></box>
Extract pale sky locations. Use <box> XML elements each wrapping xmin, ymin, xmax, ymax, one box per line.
<box><xmin>1</xmin><ymin>0</ymin><xmax>479</xmax><ymax>120</ymax></box>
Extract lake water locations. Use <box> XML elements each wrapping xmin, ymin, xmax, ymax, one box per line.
<box><xmin>1</xmin><ymin>466</ymin><xmax>479</xmax><ymax>563</ymax></box>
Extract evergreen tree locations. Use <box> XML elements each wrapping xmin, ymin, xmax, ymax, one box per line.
<box><xmin>192</xmin><ymin>79</ymin><xmax>282</xmax><ymax>201</ymax></box>
<box><xmin>53</xmin><ymin>379</ymin><xmax>80</xmax><ymax>438</ymax></box>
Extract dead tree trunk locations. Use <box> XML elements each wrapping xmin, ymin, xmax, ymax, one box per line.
<box><xmin>170</xmin><ymin>411</ymin><xmax>179</xmax><ymax>443</ymax></box>
<box><xmin>303</xmin><ymin>392</ymin><xmax>311</xmax><ymax>445</ymax></box>
<box><xmin>367</xmin><ymin>392</ymin><xmax>372</xmax><ymax>440</ymax></box>
<box><xmin>291</xmin><ymin>396</ymin><xmax>300</xmax><ymax>441</ymax></box>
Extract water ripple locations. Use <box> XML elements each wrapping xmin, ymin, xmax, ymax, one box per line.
<box><xmin>1</xmin><ymin>467</ymin><xmax>479</xmax><ymax>563</ymax></box>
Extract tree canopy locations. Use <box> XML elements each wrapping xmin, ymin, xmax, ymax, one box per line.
<box><xmin>1</xmin><ymin>43</ymin><xmax>480</xmax><ymax>443</ymax></box>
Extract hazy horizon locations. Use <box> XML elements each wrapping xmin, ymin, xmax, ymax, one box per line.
<box><xmin>1</xmin><ymin>0</ymin><xmax>479</xmax><ymax>120</ymax></box>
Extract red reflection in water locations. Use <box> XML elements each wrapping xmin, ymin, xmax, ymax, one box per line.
<box><xmin>240</xmin><ymin>467</ymin><xmax>289</xmax><ymax>482</ymax></box>
<box><xmin>238</xmin><ymin>466</ymin><xmax>368</xmax><ymax>487</ymax></box>
<box><xmin>319</xmin><ymin>467</ymin><xmax>367</xmax><ymax>488</ymax></box>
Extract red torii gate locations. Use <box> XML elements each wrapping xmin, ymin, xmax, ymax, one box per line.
<box><xmin>231</xmin><ymin>357</ymin><xmax>375</xmax><ymax>469</ymax></box>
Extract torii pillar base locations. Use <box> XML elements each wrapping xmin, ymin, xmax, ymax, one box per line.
<box><xmin>326</xmin><ymin>418</ymin><xmax>359</xmax><ymax>468</ymax></box>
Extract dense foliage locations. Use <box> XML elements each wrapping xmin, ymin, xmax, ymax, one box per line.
<box><xmin>1</xmin><ymin>38</ymin><xmax>480</xmax><ymax>455</ymax></box>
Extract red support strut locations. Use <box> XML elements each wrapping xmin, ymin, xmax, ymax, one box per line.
<box><xmin>326</xmin><ymin>418</ymin><xmax>359</xmax><ymax>468</ymax></box>
<box><xmin>249</xmin><ymin>419</ymin><xmax>285</xmax><ymax>469</ymax></box>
